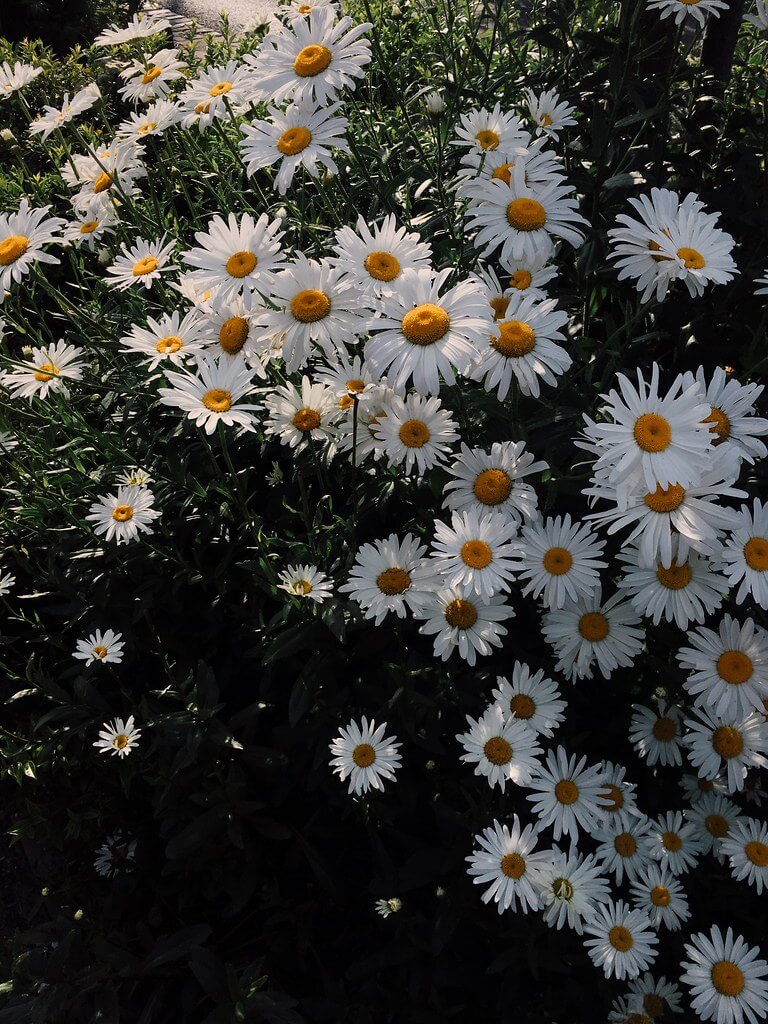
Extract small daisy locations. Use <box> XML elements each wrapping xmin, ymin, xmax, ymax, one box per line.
<box><xmin>628</xmin><ymin>699</ymin><xmax>684</xmax><ymax>767</ymax></box>
<box><xmin>514</xmin><ymin>513</ymin><xmax>607</xmax><ymax>610</ymax></box>
<box><xmin>681</xmin><ymin>926</ymin><xmax>768</xmax><ymax>1024</ymax></box>
<box><xmin>313</xmin><ymin>351</ymin><xmax>377</xmax><ymax>414</ymax></box>
<box><xmin>262</xmin><ymin>375</ymin><xmax>338</xmax><ymax>449</ymax></box>
<box><xmin>452</xmin><ymin>103</ymin><xmax>530</xmax><ymax>155</ymax></box>
<box><xmin>502</xmin><ymin>252</ymin><xmax>558</xmax><ymax>293</ymax></box>
<box><xmin>457</xmin><ymin>704</ymin><xmax>543</xmax><ymax>791</ymax></box>
<box><xmin>373</xmin><ymin>392</ymin><xmax>459</xmax><ymax>474</ymax></box>
<box><xmin>594</xmin><ymin>812</ymin><xmax>654</xmax><ymax>884</ymax></box>
<box><xmin>525</xmin><ymin>746</ymin><xmax>610</xmax><ymax>842</ymax></box>
<box><xmin>627</xmin><ymin>973</ymin><xmax>684</xmax><ymax>1019</ymax></box>
<box><xmin>442</xmin><ymin>440</ymin><xmax>546</xmax><ymax>526</ymax></box>
<box><xmin>94</xmin><ymin>12</ymin><xmax>171</xmax><ymax>46</ymax></box>
<box><xmin>685</xmin><ymin>791</ymin><xmax>746</xmax><ymax>859</ymax></box>
<box><xmin>583</xmin><ymin>899</ymin><xmax>659</xmax><ymax>980</ymax></box>
<box><xmin>198</xmin><ymin>291</ymin><xmax>265</xmax><ymax>368</ymax></box>
<box><xmin>335</xmin><ymin>382</ymin><xmax>394</xmax><ymax>463</ymax></box>
<box><xmin>466</xmin><ymin>816</ymin><xmax>551</xmax><ymax>913</ymax></box>
<box><xmin>653</xmin><ymin>201</ymin><xmax>737</xmax><ymax>297</ymax></box>
<box><xmin>688</xmin><ymin>366</ymin><xmax>768</xmax><ymax>466</ymax></box>
<box><xmin>62</xmin><ymin>204</ymin><xmax>119</xmax><ymax>251</ymax></box>
<box><xmin>94</xmin><ymin>715</ymin><xmax>142</xmax><ymax>758</ymax></box>
<box><xmin>646</xmin><ymin>0</ymin><xmax>728</xmax><ymax>29</ymax></box>
<box><xmin>86</xmin><ymin>484</ymin><xmax>160</xmax><ymax>544</ymax></box>
<box><xmin>680</xmin><ymin>772</ymin><xmax>730</xmax><ymax>803</ymax></box>
<box><xmin>648</xmin><ymin>811</ymin><xmax>704</xmax><ymax>875</ymax></box>
<box><xmin>120</xmin><ymin>310</ymin><xmax>210</xmax><ymax>369</ymax></box>
<box><xmin>684</xmin><ymin>708</ymin><xmax>768</xmax><ymax>793</ymax></box>
<box><xmin>535</xmin><ymin>846</ymin><xmax>611</xmax><ymax>933</ymax></box>
<box><xmin>331</xmin><ymin>213</ymin><xmax>432</xmax><ymax>299</ymax></box>
<box><xmin>0</xmin><ymin>61</ymin><xmax>42</xmax><ymax>99</ymax></box>
<box><xmin>719</xmin><ymin>499</ymin><xmax>768</xmax><ymax>607</ymax></box>
<box><xmin>68</xmin><ymin>143</ymin><xmax>146</xmax><ymax>213</ymax></box>
<box><xmin>181</xmin><ymin>213</ymin><xmax>285</xmax><ymax>304</ymax></box>
<box><xmin>541</xmin><ymin>587</ymin><xmax>644</xmax><ymax>681</ymax></box>
<box><xmin>720</xmin><ymin>818</ymin><xmax>768</xmax><ymax>895</ymax></box>
<box><xmin>119</xmin><ymin>48</ymin><xmax>186</xmax><ymax>105</ymax></box>
<box><xmin>339</xmin><ymin>533</ymin><xmax>440</xmax><ymax>625</ymax></box>
<box><xmin>490</xmin><ymin>662</ymin><xmax>567</xmax><ymax>738</ymax></box>
<box><xmin>0</xmin><ymin>571</ymin><xmax>15</xmax><ymax>596</ymax></box>
<box><xmin>2</xmin><ymin>341</ymin><xmax>85</xmax><ymax>401</ymax></box>
<box><xmin>599</xmin><ymin>761</ymin><xmax>641</xmax><ymax>822</ymax></box>
<box><xmin>117</xmin><ymin>468</ymin><xmax>152</xmax><ymax>487</ymax></box>
<box><xmin>457</xmin><ymin>139</ymin><xmax>566</xmax><ymax>203</ymax></box>
<box><xmin>29</xmin><ymin>83</ymin><xmax>101</xmax><ymax>140</ymax></box>
<box><xmin>159</xmin><ymin>354</ymin><xmax>259</xmax><ymax>435</ymax></box>
<box><xmin>73</xmin><ymin>629</ymin><xmax>125</xmax><ymax>665</ymax></box>
<box><xmin>629</xmin><ymin>862</ymin><xmax>690</xmax><ymax>932</ymax></box>
<box><xmin>94</xmin><ymin>834</ymin><xmax>136</xmax><ymax>877</ymax></box>
<box><xmin>430</xmin><ymin>509</ymin><xmax>518</xmax><ymax>601</ymax></box>
<box><xmin>277</xmin><ymin>564</ymin><xmax>333</xmax><ymax>602</ymax></box>
<box><xmin>523</xmin><ymin>88</ymin><xmax>577</xmax><ymax>140</ymax></box>
<box><xmin>329</xmin><ymin>716</ymin><xmax>401</xmax><ymax>795</ymax></box>
<box><xmin>106</xmin><ymin>236</ymin><xmax>176</xmax><ymax>291</ymax></box>
<box><xmin>177</xmin><ymin>61</ymin><xmax>256</xmax><ymax>126</ymax></box>
<box><xmin>114</xmin><ymin>98</ymin><xmax>182</xmax><ymax>141</ymax></box>
<box><xmin>374</xmin><ymin>897</ymin><xmax>402</xmax><ymax>918</ymax></box>
<box><xmin>0</xmin><ymin>199</ymin><xmax>64</xmax><ymax>296</ymax></box>
<box><xmin>416</xmin><ymin>587</ymin><xmax>514</xmax><ymax>666</ymax></box>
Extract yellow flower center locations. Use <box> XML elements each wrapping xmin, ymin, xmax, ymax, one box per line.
<box><xmin>711</xmin><ymin>962</ymin><xmax>744</xmax><ymax>997</ymax></box>
<box><xmin>506</xmin><ymin>197</ymin><xmax>547</xmax><ymax>231</ymax></box>
<box><xmin>705</xmin><ymin>813</ymin><xmax>728</xmax><ymax>838</ymax></box>
<box><xmin>92</xmin><ymin>645</ymin><xmax>108</xmax><ymax>659</ymax></box>
<box><xmin>650</xmin><ymin>885</ymin><xmax>671</xmax><ymax>907</ymax></box>
<box><xmin>509</xmin><ymin>693</ymin><xmax>536</xmax><ymax>719</ymax></box>
<box><xmin>551</xmin><ymin>877</ymin><xmax>574</xmax><ymax>900</ymax></box>
<box><xmin>364</xmin><ymin>250</ymin><xmax>401</xmax><ymax>282</ymax></box>
<box><xmin>132</xmin><ymin>256</ymin><xmax>158</xmax><ymax>277</ymax></box>
<box><xmin>491</xmin><ymin>161</ymin><xmax>515</xmax><ymax>185</ymax></box>
<box><xmin>202</xmin><ymin>388</ymin><xmax>232</xmax><ymax>413</ymax></box>
<box><xmin>614</xmin><ymin>833</ymin><xmax>637</xmax><ymax>857</ymax></box>
<box><xmin>0</xmin><ymin>234</ymin><xmax>29</xmax><ymax>266</ymax></box>
<box><xmin>483</xmin><ymin>736</ymin><xmax>512</xmax><ymax>766</ymax></box>
<box><xmin>540</xmin><ymin>113</ymin><xmax>553</xmax><ymax>127</ymax></box>
<box><xmin>578</xmin><ymin>612</ymin><xmax>609</xmax><ymax>642</ymax></box>
<box><xmin>79</xmin><ymin>220</ymin><xmax>100</xmax><ymax>234</ymax></box>
<box><xmin>352</xmin><ymin>742</ymin><xmax>376</xmax><ymax>767</ymax></box>
<box><xmin>699</xmin><ymin>778</ymin><xmax>715</xmax><ymax>792</ymax></box>
<box><xmin>137</xmin><ymin>121</ymin><xmax>157</xmax><ymax>135</ymax></box>
<box><xmin>155</xmin><ymin>335</ymin><xmax>183</xmax><ymax>354</ymax></box>
<box><xmin>225</xmin><ymin>250</ymin><xmax>258</xmax><ymax>279</ymax></box>
<box><xmin>712</xmin><ymin>726</ymin><xmax>744</xmax><ymax>759</ymax></box>
<box><xmin>291</xmin><ymin>288</ymin><xmax>331</xmax><ymax>323</ymax></box>
<box><xmin>473</xmin><ymin>468</ymin><xmax>512</xmax><ymax>506</ymax></box>
<box><xmin>491</xmin><ymin>319</ymin><xmax>536</xmax><ymax>357</ymax></box>
<box><xmin>346</xmin><ymin>378</ymin><xmax>365</xmax><ymax>393</ymax></box>
<box><xmin>554</xmin><ymin>779</ymin><xmax>578</xmax><ymax>805</ymax></box>
<box><xmin>745</xmin><ymin>840</ymin><xmax>768</xmax><ymax>866</ymax></box>
<box><xmin>141</xmin><ymin>65</ymin><xmax>163</xmax><ymax>84</ymax></box>
<box><xmin>648</xmin><ymin>239</ymin><xmax>672</xmax><ymax>263</ymax></box>
<box><xmin>398</xmin><ymin>419</ymin><xmax>430</xmax><ymax>448</ymax></box>
<box><xmin>195</xmin><ymin>101</ymin><xmax>211</xmax><ymax>115</ymax></box>
<box><xmin>608</xmin><ymin>926</ymin><xmax>634</xmax><ymax>952</ymax></box>
<box><xmin>292</xmin><ymin>408</ymin><xmax>321</xmax><ymax>432</ymax></box>
<box><xmin>209</xmin><ymin>81</ymin><xmax>233</xmax><ymax>97</ymax></box>
<box><xmin>677</xmin><ymin>246</ymin><xmax>706</xmax><ymax>269</ymax></box>
<box><xmin>717</xmin><ymin>650</ymin><xmax>754</xmax><ymax>685</ymax></box>
<box><xmin>662</xmin><ymin>831</ymin><xmax>682</xmax><ymax>851</ymax></box>
<box><xmin>500</xmin><ymin>852</ymin><xmax>526</xmax><ymax>878</ymax></box>
<box><xmin>655</xmin><ymin>559</ymin><xmax>692</xmax><ymax>590</ymax></box>
<box><xmin>633</xmin><ymin>412</ymin><xmax>672</xmax><ymax>452</ymax></box>
<box><xmin>475</xmin><ymin>128</ymin><xmax>499</xmax><ymax>150</ymax></box>
<box><xmin>219</xmin><ymin>316</ymin><xmax>249</xmax><ymax>354</ymax></box>
<box><xmin>652</xmin><ymin>716</ymin><xmax>677</xmax><ymax>742</ymax></box>
<box><xmin>93</xmin><ymin>171</ymin><xmax>112</xmax><ymax>194</ymax></box>
<box><xmin>543</xmin><ymin>546</ymin><xmax>573</xmax><ymax>576</ymax></box>
<box><xmin>489</xmin><ymin>295</ymin><xmax>510</xmax><ymax>321</ymax></box>
<box><xmin>509</xmin><ymin>269</ymin><xmax>532</xmax><ymax>290</ymax></box>
<box><xmin>112</xmin><ymin>505</ymin><xmax>134</xmax><ymax>522</ymax></box>
<box><xmin>643</xmin><ymin>483</ymin><xmax>685</xmax><ymax>513</ymax></box>
<box><xmin>744</xmin><ymin>536</ymin><xmax>768</xmax><ymax>571</ymax></box>
<box><xmin>277</xmin><ymin>125</ymin><xmax>312</xmax><ymax>155</ymax></box>
<box><xmin>444</xmin><ymin>598</ymin><xmax>478</xmax><ymax>629</ymax></box>
<box><xmin>34</xmin><ymin>362</ymin><xmax>59</xmax><ymax>382</ymax></box>
<box><xmin>401</xmin><ymin>303</ymin><xmax>450</xmax><ymax>346</ymax></box>
<box><xmin>643</xmin><ymin>995</ymin><xmax>664</xmax><ymax>1019</ymax></box>
<box><xmin>294</xmin><ymin>579</ymin><xmax>313</xmax><ymax>595</ymax></box>
<box><xmin>704</xmin><ymin>405</ymin><xmax>730</xmax><ymax>442</ymax></box>
<box><xmin>294</xmin><ymin>44</ymin><xmax>332</xmax><ymax>77</ymax></box>
<box><xmin>602</xmin><ymin>784</ymin><xmax>624</xmax><ymax>812</ymax></box>
<box><xmin>113</xmin><ymin>733</ymin><xmax>129</xmax><ymax>749</ymax></box>
<box><xmin>461</xmin><ymin>540</ymin><xmax>493</xmax><ymax>569</ymax></box>
<box><xmin>376</xmin><ymin>567</ymin><xmax>411</xmax><ymax>595</ymax></box>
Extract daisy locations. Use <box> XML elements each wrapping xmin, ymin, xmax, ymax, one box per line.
<box><xmin>0</xmin><ymin>199</ymin><xmax>64</xmax><ymax>296</ymax></box>
<box><xmin>374</xmin><ymin>897</ymin><xmax>402</xmax><ymax>918</ymax></box>
<box><xmin>680</xmin><ymin>772</ymin><xmax>730</xmax><ymax>803</ymax></box>
<box><xmin>94</xmin><ymin>834</ymin><xmax>136</xmax><ymax>877</ymax></box>
<box><xmin>117</xmin><ymin>469</ymin><xmax>152</xmax><ymax>487</ymax></box>
<box><xmin>470</xmin><ymin>264</ymin><xmax>518</xmax><ymax>322</ymax></box>
<box><xmin>313</xmin><ymin>351</ymin><xmax>377</xmax><ymax>414</ymax></box>
<box><xmin>466</xmin><ymin>816</ymin><xmax>550</xmax><ymax>913</ymax></box>
<box><xmin>424</xmin><ymin>90</ymin><xmax>445</xmax><ymax>115</ymax></box>
<box><xmin>73</xmin><ymin>629</ymin><xmax>125</xmax><ymax>665</ymax></box>
<box><xmin>646</xmin><ymin>0</ymin><xmax>729</xmax><ymax>29</ymax></box>
<box><xmin>599</xmin><ymin>761</ymin><xmax>641</xmax><ymax>822</ymax></box>
<box><xmin>331</xmin><ymin>213</ymin><xmax>432</xmax><ymax>299</ymax></box>
<box><xmin>0</xmin><ymin>571</ymin><xmax>15</xmax><ymax>596</ymax></box>
<box><xmin>262</xmin><ymin>375</ymin><xmax>338</xmax><ymax>449</ymax></box>
<box><xmin>69</xmin><ymin>142</ymin><xmax>146</xmax><ymax>213</ymax></box>
<box><xmin>452</xmin><ymin>103</ymin><xmax>530</xmax><ymax>155</ymax></box>
<box><xmin>250</xmin><ymin>7</ymin><xmax>372</xmax><ymax>105</ymax></box>
<box><xmin>282</xmin><ymin>0</ymin><xmax>340</xmax><ymax>25</ymax></box>
<box><xmin>86</xmin><ymin>484</ymin><xmax>160</xmax><ymax>544</ymax></box>
<box><xmin>648</xmin><ymin>811</ymin><xmax>704</xmax><ymax>875</ymax></box>
<box><xmin>430</xmin><ymin>509</ymin><xmax>517</xmax><ymax>601</ymax></box>
<box><xmin>240</xmin><ymin>99</ymin><xmax>349</xmax><ymax>194</ymax></box>
<box><xmin>535</xmin><ymin>846</ymin><xmax>611</xmax><ymax>933</ymax></box>
<box><xmin>119</xmin><ymin>48</ymin><xmax>186</xmax><ymax>105</ymax></box>
<box><xmin>628</xmin><ymin>699</ymin><xmax>684</xmax><ymax>766</ymax></box>
<box><xmin>0</xmin><ymin>61</ymin><xmax>42</xmax><ymax>100</ymax></box>
<box><xmin>339</xmin><ymin>533</ymin><xmax>440</xmax><ymax>625</ymax></box>
<box><xmin>335</xmin><ymin>382</ymin><xmax>394</xmax><ymax>463</ymax></box>
<box><xmin>687</xmin><ymin>367</ymin><xmax>768</xmax><ymax>465</ymax></box>
<box><xmin>523</xmin><ymin>88</ymin><xmax>577</xmax><ymax>140</ymax></box>
<box><xmin>685</xmin><ymin>791</ymin><xmax>746</xmax><ymax>859</ymax></box>
<box><xmin>159</xmin><ymin>354</ymin><xmax>260</xmax><ymax>435</ymax></box>
<box><xmin>618</xmin><ymin>541</ymin><xmax>727</xmax><ymax>630</ymax></box>
<box><xmin>416</xmin><ymin>587</ymin><xmax>514</xmax><ymax>666</ymax></box>
<box><xmin>114</xmin><ymin>98</ymin><xmax>182</xmax><ymax>142</ymax></box>
<box><xmin>490</xmin><ymin>662</ymin><xmax>567</xmax><ymax>737</ymax></box>
<box><xmin>542</xmin><ymin>587</ymin><xmax>644</xmax><ymax>681</ymax></box>
<box><xmin>277</xmin><ymin>563</ymin><xmax>333</xmax><ymax>602</ymax></box>
<box><xmin>105</xmin><ymin>236</ymin><xmax>176</xmax><ymax>291</ymax></box>
<box><xmin>442</xmin><ymin>440</ymin><xmax>545</xmax><ymax>526</ymax></box>
<box><xmin>2</xmin><ymin>341</ymin><xmax>85</xmax><ymax>401</ymax></box>
<box><xmin>180</xmin><ymin>212</ymin><xmax>285</xmax><ymax>304</ymax></box>
<box><xmin>594</xmin><ymin>812</ymin><xmax>654</xmax><ymax>884</ymax></box>
<box><xmin>719</xmin><ymin>500</ymin><xmax>768</xmax><ymax>607</ymax></box>
<box><xmin>629</xmin><ymin>862</ymin><xmax>690</xmax><ymax>932</ymax></box>
<box><xmin>93</xmin><ymin>12</ymin><xmax>171</xmax><ymax>46</ymax></box>
<box><xmin>720</xmin><ymin>819</ymin><xmax>768</xmax><ymax>895</ymax></box>
<box><xmin>29</xmin><ymin>83</ymin><xmax>101</xmax><ymax>140</ymax></box>
<box><xmin>678</xmin><ymin>615</ymin><xmax>768</xmax><ymax>721</ymax></box>
<box><xmin>627</xmin><ymin>973</ymin><xmax>684</xmax><ymax>1019</ymax></box>
<box><xmin>653</xmin><ymin>201</ymin><xmax>738</xmax><ymax>297</ymax></box>
<box><xmin>373</xmin><ymin>393</ymin><xmax>459</xmax><ymax>474</ymax></box>
<box><xmin>120</xmin><ymin>310</ymin><xmax>210</xmax><ymax>369</ymax></box>
<box><xmin>681</xmin><ymin>926</ymin><xmax>768</xmax><ymax>1024</ymax></box>
<box><xmin>457</xmin><ymin>704</ymin><xmax>543</xmax><ymax>791</ymax></box>
<box><xmin>583</xmin><ymin>900</ymin><xmax>658</xmax><ymax>980</ymax></box>
<box><xmin>526</xmin><ymin>746</ymin><xmax>610</xmax><ymax>841</ymax></box>
<box><xmin>470</xmin><ymin>291</ymin><xmax>571</xmax><ymax>400</ymax></box>
<box><xmin>502</xmin><ymin>252</ymin><xmax>558</xmax><ymax>293</ymax></box>
<box><xmin>62</xmin><ymin>204</ymin><xmax>119</xmax><ymax>251</ymax></box>
<box><xmin>456</xmin><ymin>140</ymin><xmax>566</xmax><ymax>203</ymax></box>
<box><xmin>365</xmin><ymin>268</ymin><xmax>492</xmax><ymax>395</ymax></box>
<box><xmin>177</xmin><ymin>61</ymin><xmax>256</xmax><ymax>126</ymax></box>
<box><xmin>684</xmin><ymin>709</ymin><xmax>768</xmax><ymax>793</ymax></box>
<box><xmin>328</xmin><ymin>716</ymin><xmax>401</xmax><ymax>795</ymax></box>
<box><xmin>94</xmin><ymin>715</ymin><xmax>142</xmax><ymax>758</ymax></box>
<box><xmin>514</xmin><ymin>513</ymin><xmax>606</xmax><ymax>610</ymax></box>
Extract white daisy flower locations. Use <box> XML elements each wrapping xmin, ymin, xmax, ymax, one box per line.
<box><xmin>451</xmin><ymin>103</ymin><xmax>530</xmax><ymax>155</ymax></box>
<box><xmin>416</xmin><ymin>587</ymin><xmax>514</xmax><ymax>666</ymax></box>
<box><xmin>262</xmin><ymin>375</ymin><xmax>338</xmax><ymax>449</ymax></box>
<box><xmin>2</xmin><ymin>341</ymin><xmax>85</xmax><ymax>401</ymax></box>
<box><xmin>0</xmin><ymin>199</ymin><xmax>64</xmax><ymax>296</ymax></box>
<box><xmin>329</xmin><ymin>716</ymin><xmax>401</xmax><ymax>795</ymax></box>
<box><xmin>119</xmin><ymin>48</ymin><xmax>186</xmax><ymax>105</ymax></box>
<box><xmin>594</xmin><ymin>812</ymin><xmax>654</xmax><ymax>884</ymax></box>
<box><xmin>607</xmin><ymin>996</ymin><xmax>648</xmax><ymax>1024</ymax></box>
<box><xmin>424</xmin><ymin>89</ymin><xmax>445</xmax><ymax>115</ymax></box>
<box><xmin>490</xmin><ymin>662</ymin><xmax>567</xmax><ymax>738</ymax></box>
<box><xmin>627</xmin><ymin>973</ymin><xmax>684</xmax><ymax>1019</ymax></box>
<box><xmin>94</xmin><ymin>834</ymin><xmax>136</xmax><ymax>877</ymax></box>
<box><xmin>456</xmin><ymin>139</ymin><xmax>566</xmax><ymax>203</ymax></box>
<box><xmin>681</xmin><ymin>925</ymin><xmax>768</xmax><ymax>1024</ymax></box>
<box><xmin>114</xmin><ymin>98</ymin><xmax>182</xmax><ymax>141</ymax></box>
<box><xmin>442</xmin><ymin>440</ymin><xmax>546</xmax><ymax>526</ymax></box>
<box><xmin>94</xmin><ymin>12</ymin><xmax>171</xmax><ymax>46</ymax></box>
<box><xmin>684</xmin><ymin>709</ymin><xmax>768</xmax><ymax>793</ymax></box>
<box><xmin>68</xmin><ymin>142</ymin><xmax>146</xmax><ymax>213</ymax></box>
<box><xmin>653</xmin><ymin>201</ymin><xmax>737</xmax><ymax>297</ymax></box>
<box><xmin>678</xmin><ymin>615</ymin><xmax>768</xmax><ymax>722</ymax></box>
<box><xmin>684</xmin><ymin>791</ymin><xmax>746</xmax><ymax>859</ymax></box>
<box><xmin>525</xmin><ymin>746</ymin><xmax>611</xmax><ymax>842</ymax></box>
<box><xmin>94</xmin><ymin>715</ymin><xmax>142</xmax><ymax>758</ymax></box>
<box><xmin>599</xmin><ymin>760</ymin><xmax>641</xmax><ymax>822</ymax></box>
<box><xmin>250</xmin><ymin>7</ymin><xmax>372</xmax><ymax>105</ymax></box>
<box><xmin>680</xmin><ymin>772</ymin><xmax>730</xmax><ymax>803</ymax></box>
<box><xmin>648</xmin><ymin>810</ymin><xmax>704</xmax><ymax>875</ymax></box>
<box><xmin>0</xmin><ymin>570</ymin><xmax>15</xmax><ymax>596</ymax></box>
<box><xmin>502</xmin><ymin>251</ymin><xmax>558</xmax><ymax>293</ymax></box>
<box><xmin>542</xmin><ymin>587</ymin><xmax>644</xmax><ymax>681</ymax></box>
<box><xmin>339</xmin><ymin>533</ymin><xmax>439</xmax><ymax>625</ymax></box>
<box><xmin>583</xmin><ymin>899</ymin><xmax>659</xmax><ymax>980</ymax></box>
<box><xmin>719</xmin><ymin>499</ymin><xmax>768</xmax><ymax>607</ymax></box>
<box><xmin>241</xmin><ymin>98</ymin><xmax>348</xmax><ymax>194</ymax></box>
<box><xmin>176</xmin><ymin>61</ymin><xmax>256</xmax><ymax>127</ymax></box>
<box><xmin>86</xmin><ymin>484</ymin><xmax>160</xmax><ymax>544</ymax></box>
<box><xmin>62</xmin><ymin>204</ymin><xmax>119</xmax><ymax>250</ymax></box>
<box><xmin>105</xmin><ymin>235</ymin><xmax>176</xmax><ymax>291</ymax></box>
<box><xmin>374</xmin><ymin>897</ymin><xmax>402</xmax><ymax>918</ymax></box>
<box><xmin>629</xmin><ymin>862</ymin><xmax>690</xmax><ymax>932</ymax></box>
<box><xmin>466</xmin><ymin>815</ymin><xmax>550</xmax><ymax>913</ymax></box>
<box><xmin>470</xmin><ymin>291</ymin><xmax>571</xmax><ymax>400</ymax></box>
<box><xmin>373</xmin><ymin>392</ymin><xmax>459</xmax><ymax>474</ymax></box>
<box><xmin>313</xmin><ymin>351</ymin><xmax>377</xmax><ymax>414</ymax></box>
<box><xmin>646</xmin><ymin>0</ymin><xmax>728</xmax><ymax>28</ymax></box>
<box><xmin>535</xmin><ymin>846</ymin><xmax>611</xmax><ymax>933</ymax></box>
<box><xmin>73</xmin><ymin>629</ymin><xmax>125</xmax><ymax>665</ymax></box>
<box><xmin>628</xmin><ymin>699</ymin><xmax>684</xmax><ymax>766</ymax></box>
<box><xmin>365</xmin><ymin>267</ymin><xmax>492</xmax><ymax>395</ymax></box>
<box><xmin>457</xmin><ymin>704</ymin><xmax>543</xmax><ymax>791</ymax></box>
<box><xmin>0</xmin><ymin>61</ymin><xmax>42</xmax><ymax>99</ymax></box>
<box><xmin>430</xmin><ymin>509</ymin><xmax>517</xmax><ymax>601</ymax></box>
<box><xmin>523</xmin><ymin>88</ymin><xmax>577</xmax><ymax>140</ymax></box>
<box><xmin>159</xmin><ymin>354</ymin><xmax>260</xmax><ymax>435</ymax></box>
<box><xmin>117</xmin><ymin>469</ymin><xmax>152</xmax><ymax>487</ymax></box>
<box><xmin>514</xmin><ymin>513</ymin><xmax>607</xmax><ymax>610</ymax></box>
<box><xmin>720</xmin><ymin>819</ymin><xmax>768</xmax><ymax>895</ymax></box>
<box><xmin>277</xmin><ymin>563</ymin><xmax>333</xmax><ymax>602</ymax></box>
<box><xmin>688</xmin><ymin>366</ymin><xmax>768</xmax><ymax>465</ymax></box>
<box><xmin>29</xmin><ymin>83</ymin><xmax>101</xmax><ymax>140</ymax></box>
<box><xmin>331</xmin><ymin>213</ymin><xmax>432</xmax><ymax>299</ymax></box>
<box><xmin>335</xmin><ymin>382</ymin><xmax>395</xmax><ymax>464</ymax></box>
<box><xmin>120</xmin><ymin>310</ymin><xmax>210</xmax><ymax>368</ymax></box>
